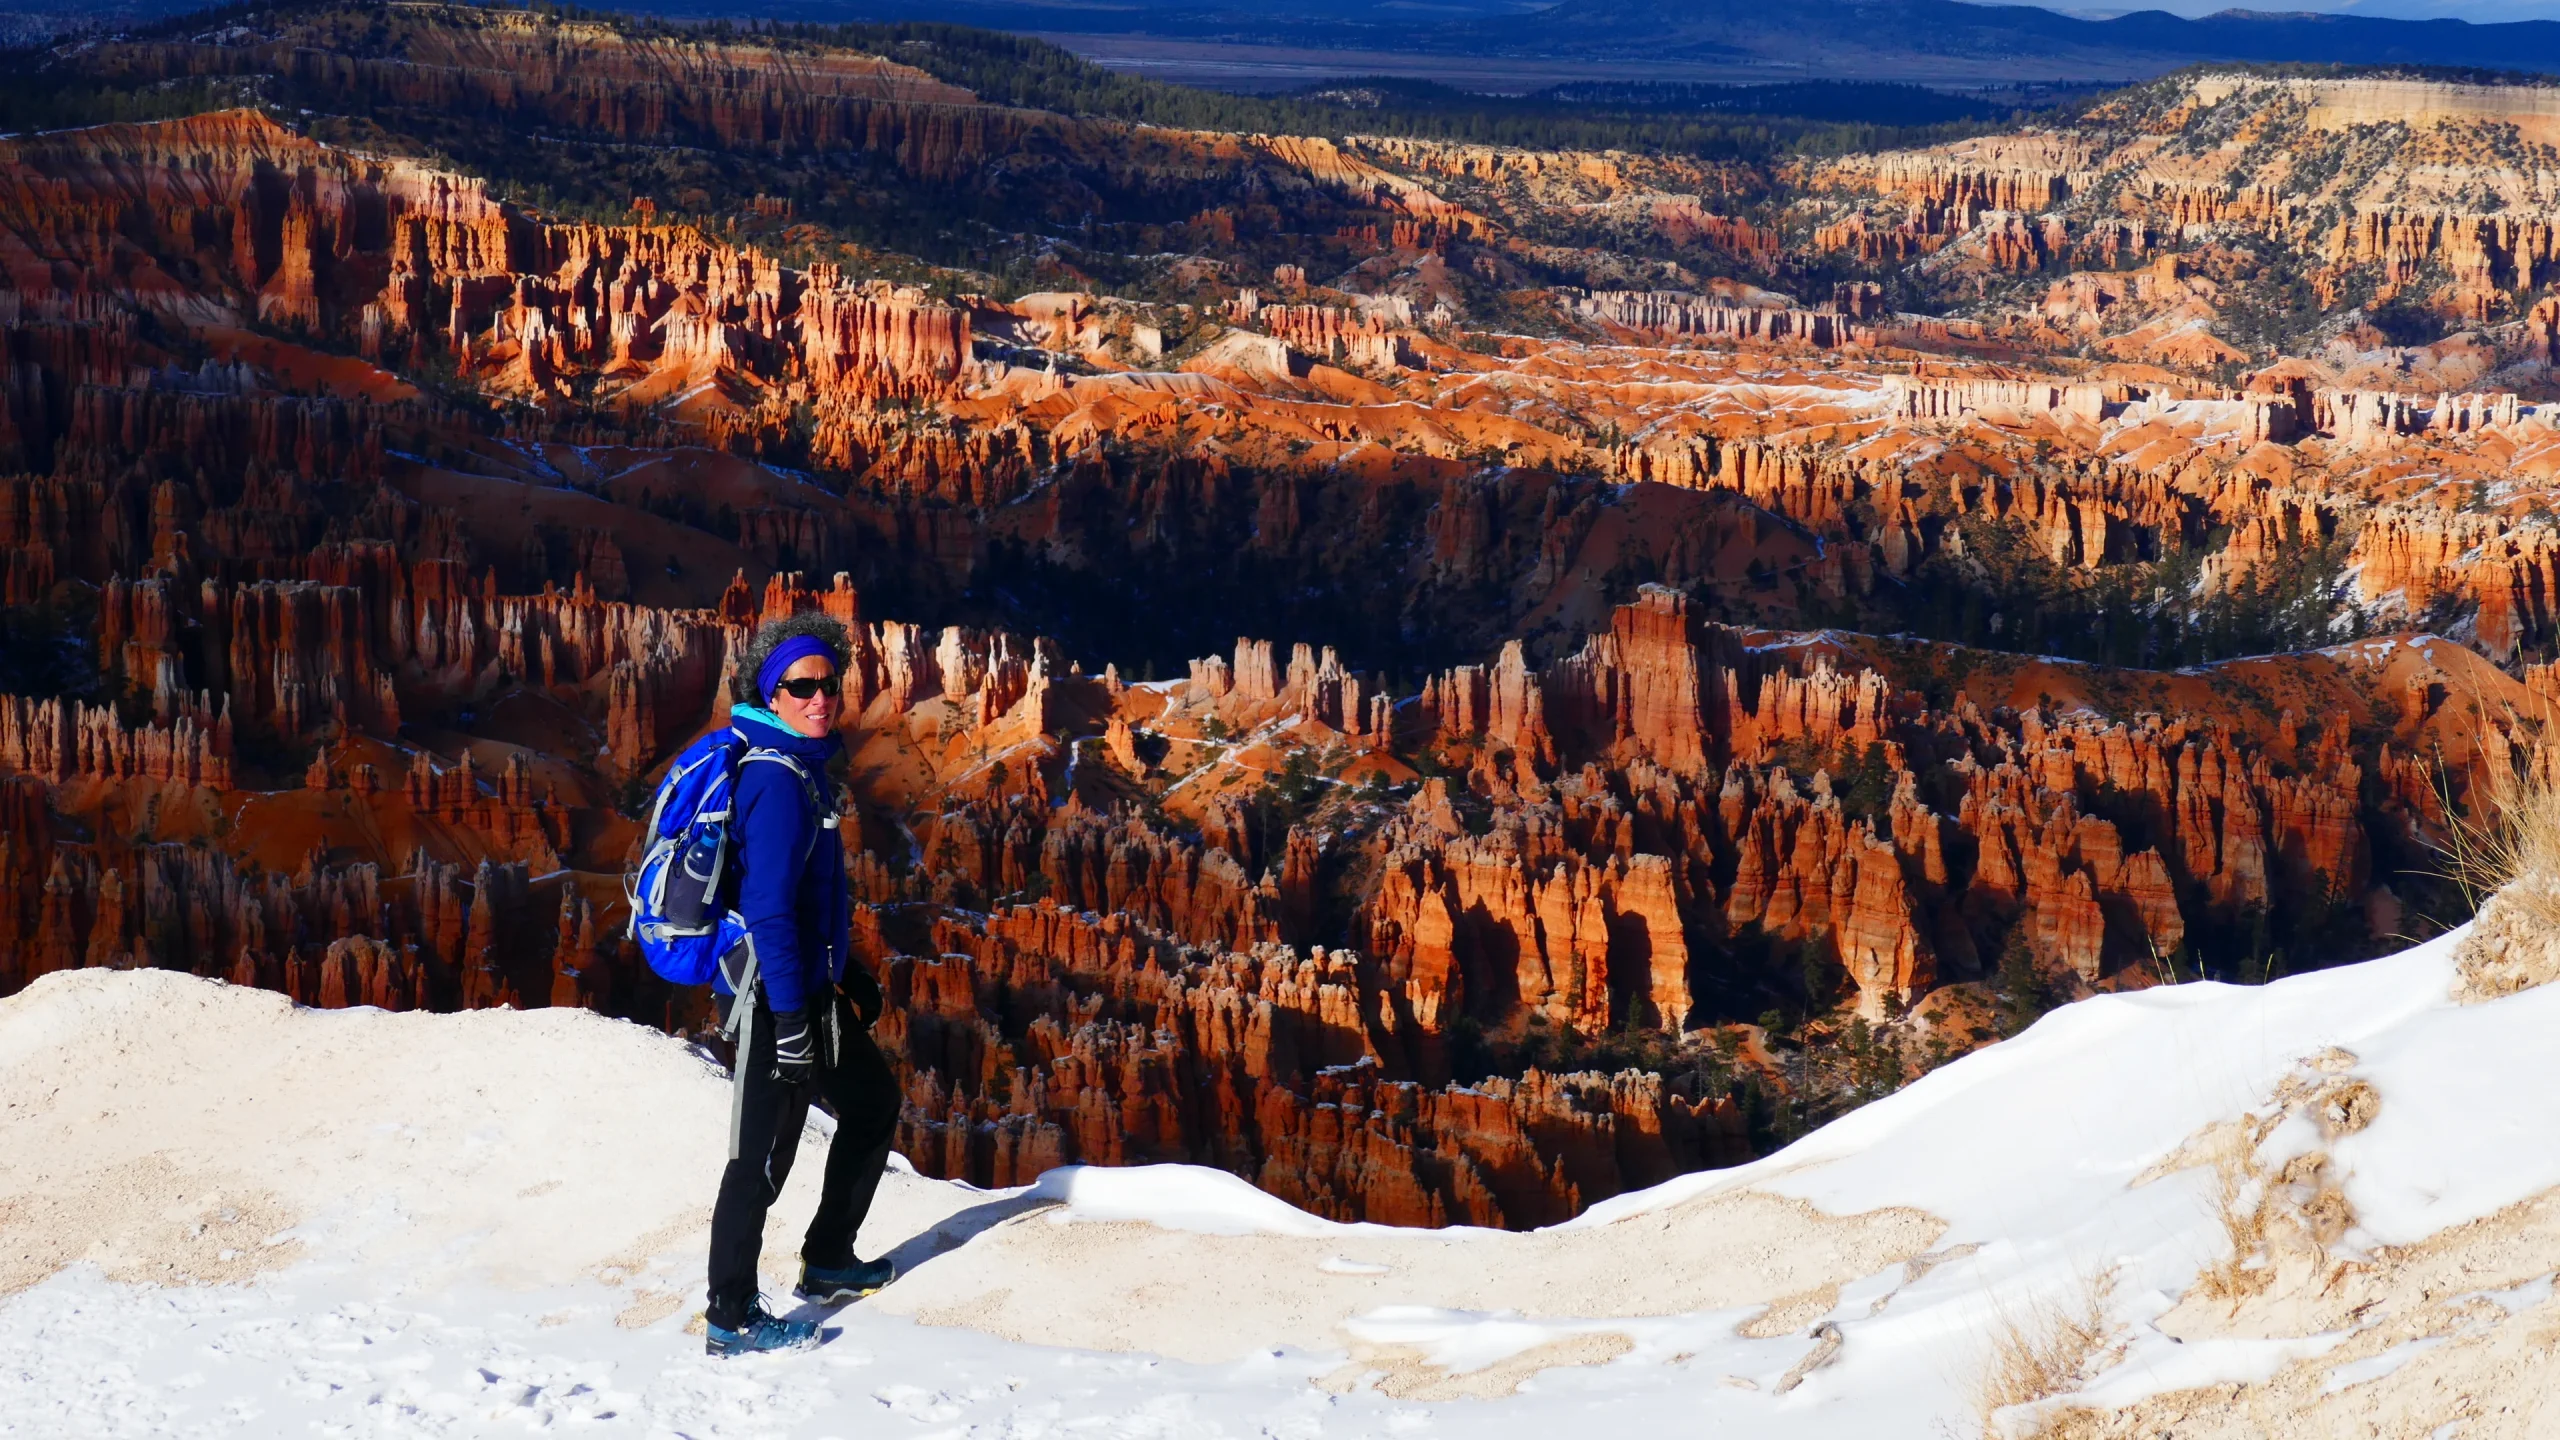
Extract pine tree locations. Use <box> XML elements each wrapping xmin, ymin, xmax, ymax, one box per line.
<box><xmin>1995</xmin><ymin>927</ymin><xmax>2055</xmax><ymax>1039</ymax></box>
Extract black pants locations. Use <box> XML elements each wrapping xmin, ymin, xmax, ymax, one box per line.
<box><xmin>707</xmin><ymin>989</ymin><xmax>900</xmax><ymax>1328</ymax></box>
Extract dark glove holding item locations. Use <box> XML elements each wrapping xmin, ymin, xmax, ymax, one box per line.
<box><xmin>841</xmin><ymin>967</ymin><xmax>884</xmax><ymax>1029</ymax></box>
<box><xmin>771</xmin><ymin>1009</ymin><xmax>815</xmax><ymax>1084</ymax></box>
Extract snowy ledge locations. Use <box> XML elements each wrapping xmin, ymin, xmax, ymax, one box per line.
<box><xmin>6</xmin><ymin>920</ymin><xmax>2560</xmax><ymax>1436</ymax></box>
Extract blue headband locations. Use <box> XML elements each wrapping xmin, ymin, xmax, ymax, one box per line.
<box><xmin>756</xmin><ymin>634</ymin><xmax>838</xmax><ymax>700</ymax></box>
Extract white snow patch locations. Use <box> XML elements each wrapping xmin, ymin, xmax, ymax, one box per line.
<box><xmin>1029</xmin><ymin>1163</ymin><xmax>1377</xmax><ymax>1238</ymax></box>
<box><xmin>2071</xmin><ymin>1330</ymin><xmax>2348</xmax><ymax>1408</ymax></box>
<box><xmin>2319</xmin><ymin>1334</ymin><xmax>2445</xmax><ymax>1396</ymax></box>
<box><xmin>1342</xmin><ymin>1305</ymin><xmax>1639</xmax><ymax>1375</ymax></box>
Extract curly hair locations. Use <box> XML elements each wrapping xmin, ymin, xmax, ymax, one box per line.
<box><xmin>732</xmin><ymin>612</ymin><xmax>852</xmax><ymax>704</ymax></box>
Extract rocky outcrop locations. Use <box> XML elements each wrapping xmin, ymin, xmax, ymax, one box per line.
<box><xmin>0</xmin><ymin>694</ymin><xmax>232</xmax><ymax>787</ymax></box>
<box><xmin>1243</xmin><ymin>299</ymin><xmax>1422</xmax><ymax>372</ymax></box>
<box><xmin>0</xmin><ymin>108</ymin><xmax>973</xmax><ymax>430</ymax></box>
<box><xmin>87</xmin><ymin>13</ymin><xmax>1016</xmax><ymax>176</ymax></box>
<box><xmin>864</xmin><ymin>900</ymin><xmax>1746</xmax><ymax>1227</ymax></box>
<box><xmin>1575</xmin><ymin>291</ymin><xmax>1866</xmax><ymax>348</ymax></box>
<box><xmin>1</xmin><ymin>824</ymin><xmax>629</xmax><ymax>1018</ymax></box>
<box><xmin>1369</xmin><ymin>590</ymin><xmax>2374</xmax><ymax>1020</ymax></box>
<box><xmin>1898</xmin><ymin>378</ymin><xmax>2119</xmax><ymax>427</ymax></box>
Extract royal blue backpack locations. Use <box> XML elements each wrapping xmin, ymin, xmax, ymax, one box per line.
<box><xmin>626</xmin><ymin>726</ymin><xmax>818</xmax><ymax>986</ymax></box>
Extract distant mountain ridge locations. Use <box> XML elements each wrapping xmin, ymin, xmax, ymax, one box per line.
<box><xmin>23</xmin><ymin>0</ymin><xmax>2560</xmax><ymax>82</ymax></box>
<box><xmin>1468</xmin><ymin>0</ymin><xmax>2560</xmax><ymax>72</ymax></box>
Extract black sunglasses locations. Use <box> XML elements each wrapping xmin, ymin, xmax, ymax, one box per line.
<box><xmin>774</xmin><ymin>675</ymin><xmax>842</xmax><ymax>701</ymax></box>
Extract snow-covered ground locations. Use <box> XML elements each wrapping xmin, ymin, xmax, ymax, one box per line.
<box><xmin>5</xmin><ymin>923</ymin><xmax>2559</xmax><ymax>1438</ymax></box>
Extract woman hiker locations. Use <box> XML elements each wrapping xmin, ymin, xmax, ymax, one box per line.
<box><xmin>703</xmin><ymin>614</ymin><xmax>902</xmax><ymax>1357</ymax></box>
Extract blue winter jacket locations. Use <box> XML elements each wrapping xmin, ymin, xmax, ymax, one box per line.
<box><xmin>713</xmin><ymin>706</ymin><xmax>847</xmax><ymax>1017</ymax></box>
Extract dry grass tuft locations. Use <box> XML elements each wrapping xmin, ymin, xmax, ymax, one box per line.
<box><xmin>2190</xmin><ymin>1096</ymin><xmax>2363</xmax><ymax>1307</ymax></box>
<box><xmin>2433</xmin><ymin>746</ymin><xmax>2560</xmax><ymax>1001</ymax></box>
<box><xmin>1970</xmin><ymin>1265</ymin><xmax>2121</xmax><ymax>1431</ymax></box>
<box><xmin>2194</xmin><ymin>1146</ymin><xmax>2276</xmax><ymax>1304</ymax></box>
<box><xmin>2434</xmin><ymin>748</ymin><xmax>2560</xmax><ymax>933</ymax></box>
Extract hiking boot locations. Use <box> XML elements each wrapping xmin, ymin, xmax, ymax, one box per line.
<box><xmin>795</xmin><ymin>1255</ymin><xmax>895</xmax><ymax>1304</ymax></box>
<box><xmin>704</xmin><ymin>1301</ymin><xmax>820</xmax><ymax>1357</ymax></box>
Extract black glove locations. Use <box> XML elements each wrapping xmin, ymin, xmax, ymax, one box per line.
<box><xmin>841</xmin><ymin>968</ymin><xmax>884</xmax><ymax>1029</ymax></box>
<box><xmin>771</xmin><ymin>1009</ymin><xmax>815</xmax><ymax>1084</ymax></box>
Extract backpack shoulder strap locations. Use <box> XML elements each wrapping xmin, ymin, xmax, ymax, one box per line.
<box><xmin>740</xmin><ymin>747</ymin><xmax>821</xmax><ymax>805</ymax></box>
<box><xmin>740</xmin><ymin>746</ymin><xmax>810</xmax><ymax>778</ymax></box>
<box><xmin>740</xmin><ymin>745</ymin><xmax>839</xmax><ymax>845</ymax></box>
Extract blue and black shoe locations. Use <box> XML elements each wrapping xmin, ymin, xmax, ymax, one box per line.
<box><xmin>704</xmin><ymin>1301</ymin><xmax>820</xmax><ymax>1357</ymax></box>
<box><xmin>796</xmin><ymin>1255</ymin><xmax>895</xmax><ymax>1304</ymax></box>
